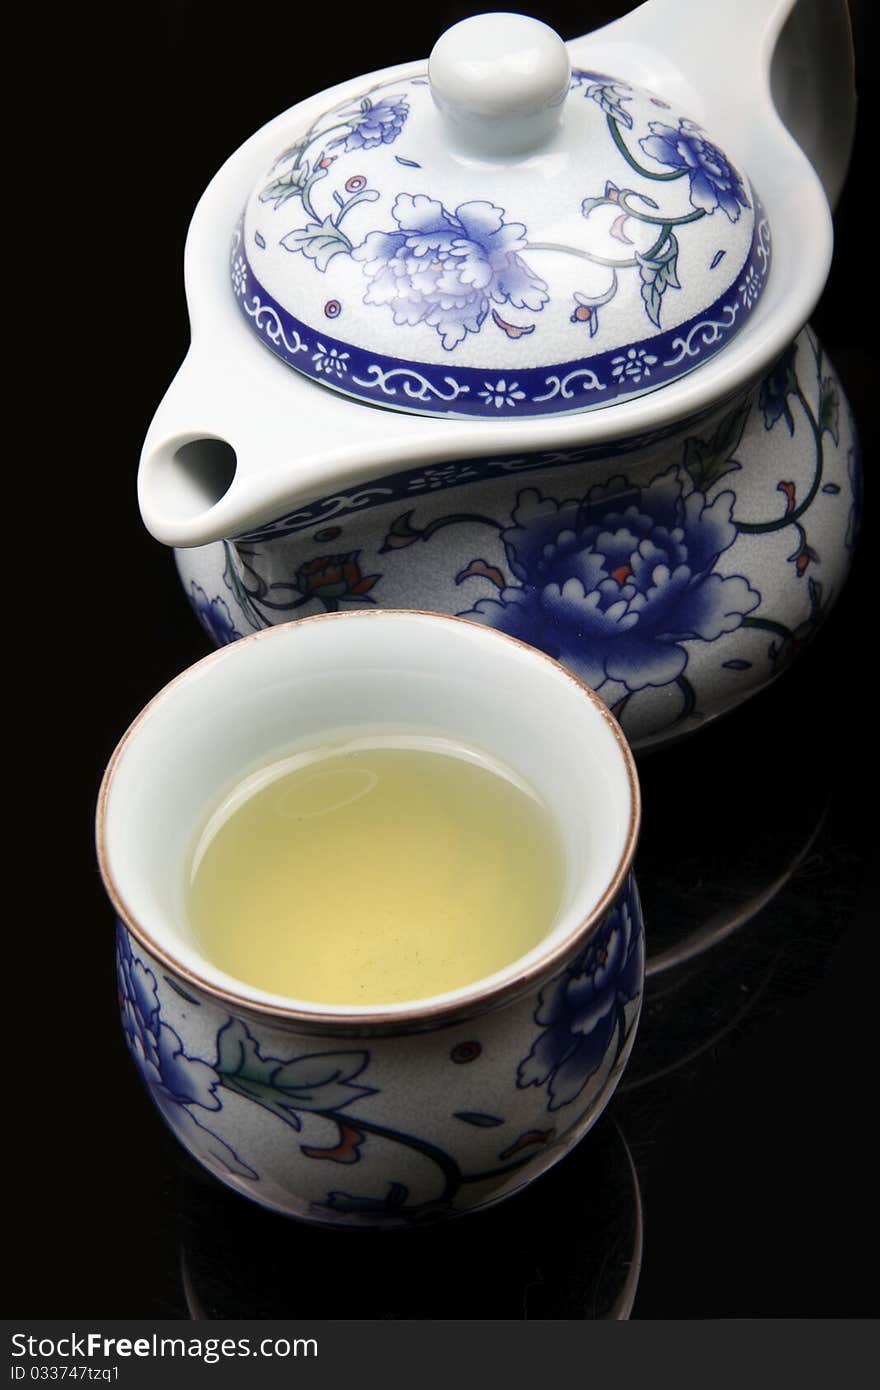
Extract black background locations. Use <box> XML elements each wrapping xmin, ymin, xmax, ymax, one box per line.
<box><xmin>12</xmin><ymin>1</ymin><xmax>877</xmax><ymax>1318</ymax></box>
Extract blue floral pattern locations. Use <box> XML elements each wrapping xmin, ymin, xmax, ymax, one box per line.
<box><xmin>517</xmin><ymin>885</ymin><xmax>641</xmax><ymax>1111</ymax></box>
<box><xmin>759</xmin><ymin>342</ymin><xmax>799</xmax><ymax>434</ymax></box>
<box><xmin>116</xmin><ymin>927</ymin><xmax>257</xmax><ymax>1178</ymax></box>
<box><xmin>179</xmin><ymin>328</ymin><xmax>855</xmax><ymax>753</ymax></box>
<box><xmin>341</xmin><ymin>96</ymin><xmax>409</xmax><ymax>151</ymax></box>
<box><xmin>352</xmin><ymin>195</ymin><xmax>548</xmax><ymax>350</ymax></box>
<box><xmin>640</xmin><ymin>119</ymin><xmax>749</xmax><ymax>223</ymax></box>
<box><xmin>460</xmin><ymin>467</ymin><xmax>761</xmax><ymax>694</ymax></box>
<box><xmin>115</xmin><ymin>888</ymin><xmax>642</xmax><ymax>1222</ymax></box>
<box><xmin>189</xmin><ymin>582</ymin><xmax>243</xmax><ymax>646</ymax></box>
<box><xmin>238</xmin><ymin>67</ymin><xmax>767</xmax><ymax>414</ymax></box>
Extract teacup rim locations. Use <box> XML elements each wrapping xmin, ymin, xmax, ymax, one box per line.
<box><xmin>96</xmin><ymin>609</ymin><xmax>640</xmax><ymax>1036</ymax></box>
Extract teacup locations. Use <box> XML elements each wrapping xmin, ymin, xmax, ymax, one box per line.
<box><xmin>97</xmin><ymin>610</ymin><xmax>643</xmax><ymax>1226</ymax></box>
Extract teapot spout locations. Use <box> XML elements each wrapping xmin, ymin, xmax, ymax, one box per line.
<box><xmin>140</xmin><ymin>1</ymin><xmax>853</xmax><ymax>551</ymax></box>
<box><xmin>137</xmin><ymin>332</ymin><xmax>444</xmax><ymax>550</ymax></box>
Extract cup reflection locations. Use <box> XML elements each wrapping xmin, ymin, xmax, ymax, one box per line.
<box><xmin>178</xmin><ymin>1117</ymin><xmax>642</xmax><ymax>1320</ymax></box>
<box><xmin>623</xmin><ymin>670</ymin><xmax>834</xmax><ymax>1088</ymax></box>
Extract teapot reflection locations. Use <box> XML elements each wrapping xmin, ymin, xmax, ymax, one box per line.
<box><xmin>621</xmin><ymin>665</ymin><xmax>834</xmax><ymax>1089</ymax></box>
<box><xmin>177</xmin><ymin>1117</ymin><xmax>642</xmax><ymax>1320</ymax></box>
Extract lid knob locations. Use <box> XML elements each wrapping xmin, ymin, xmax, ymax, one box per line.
<box><xmin>429</xmin><ymin>12</ymin><xmax>571</xmax><ymax>157</ymax></box>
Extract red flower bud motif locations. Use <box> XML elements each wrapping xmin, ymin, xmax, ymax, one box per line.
<box><xmin>788</xmin><ymin>529</ymin><xmax>818</xmax><ymax>579</ymax></box>
<box><xmin>295</xmin><ymin>551</ymin><xmax>379</xmax><ymax>608</ymax></box>
<box><xmin>301</xmin><ymin>1122</ymin><xmax>365</xmax><ymax>1165</ymax></box>
<box><xmin>499</xmin><ymin>1128</ymin><xmax>555</xmax><ymax>1160</ymax></box>
<box><xmin>794</xmin><ymin>545</ymin><xmax>818</xmax><ymax>578</ymax></box>
<box><xmin>777</xmin><ymin>480</ymin><xmax>797</xmax><ymax>515</ymax></box>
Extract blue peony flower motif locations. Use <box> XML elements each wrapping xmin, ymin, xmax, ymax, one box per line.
<box><xmin>117</xmin><ymin>927</ymin><xmax>219</xmax><ymax>1110</ymax></box>
<box><xmin>116</xmin><ymin>927</ymin><xmax>257</xmax><ymax>1178</ymax></box>
<box><xmin>341</xmin><ymin>96</ymin><xmax>408</xmax><ymax>151</ymax></box>
<box><xmin>517</xmin><ymin>890</ymin><xmax>642</xmax><ymax>1111</ymax></box>
<box><xmin>189</xmin><ymin>582</ymin><xmax>243</xmax><ymax>646</ymax></box>
<box><xmin>639</xmin><ymin>119</ymin><xmax>749</xmax><ymax>223</ymax></box>
<box><xmin>352</xmin><ymin>194</ymin><xmax>548</xmax><ymax>350</ymax></box>
<box><xmin>460</xmin><ymin>467</ymin><xmax>761</xmax><ymax>694</ymax></box>
<box><xmin>758</xmin><ymin>342</ymin><xmax>799</xmax><ymax>434</ymax></box>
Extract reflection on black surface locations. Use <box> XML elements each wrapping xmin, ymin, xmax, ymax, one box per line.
<box><xmin>618</xmin><ymin>674</ymin><xmax>834</xmax><ymax>1088</ymax></box>
<box><xmin>178</xmin><ymin>1118</ymin><xmax>642</xmax><ymax>1320</ymax></box>
<box><xmin>620</xmin><ymin>912</ymin><xmax>783</xmax><ymax>1092</ymax></box>
<box><xmin>12</xmin><ymin>0</ymin><xmax>872</xmax><ymax>1322</ymax></box>
<box><xmin>174</xmin><ymin>664</ymin><xmax>844</xmax><ymax>1320</ymax></box>
<box><xmin>636</xmin><ymin>684</ymin><xmax>833</xmax><ymax>976</ymax></box>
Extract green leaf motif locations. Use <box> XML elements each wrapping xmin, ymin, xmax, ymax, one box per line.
<box><xmin>163</xmin><ymin>975</ymin><xmax>202</xmax><ymax>1006</ymax></box>
<box><xmin>379</xmin><ymin>509</ymin><xmax>502</xmax><ymax>554</ymax></box>
<box><xmin>682</xmin><ymin>395</ymin><xmax>752</xmax><ymax>491</ymax></box>
<box><xmin>589</xmin><ymin>84</ymin><xmax>633</xmax><ymax>129</ymax></box>
<box><xmin>215</xmin><ymin>1019</ymin><xmax>374</xmax><ymax>1118</ymax></box>
<box><xmin>273</xmin><ymin>137</ymin><xmax>310</xmax><ymax>167</ymax></box>
<box><xmin>818</xmin><ymin>378</ymin><xmax>840</xmax><ymax>445</ymax></box>
<box><xmin>379</xmin><ymin>509</ymin><xmax>423</xmax><ymax>553</ymax></box>
<box><xmin>280</xmin><ymin>217</ymin><xmax>353</xmax><ymax>270</ymax></box>
<box><xmin>581</xmin><ymin>193</ymin><xmax>614</xmax><ymax>219</ymax></box>
<box><xmin>342</xmin><ymin>187</ymin><xmax>380</xmax><ymax>216</ymax></box>
<box><xmin>638</xmin><ymin>232</ymin><xmax>680</xmax><ymax>327</ymax></box>
<box><xmin>260</xmin><ymin>163</ymin><xmax>312</xmax><ymax>209</ymax></box>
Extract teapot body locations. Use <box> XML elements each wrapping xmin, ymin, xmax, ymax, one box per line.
<box><xmin>177</xmin><ymin>328</ymin><xmax>859</xmax><ymax>751</ymax></box>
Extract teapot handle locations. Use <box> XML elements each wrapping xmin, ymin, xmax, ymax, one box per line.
<box><xmin>568</xmin><ymin>0</ymin><xmax>855</xmax><ymax>211</ymax></box>
<box><xmin>766</xmin><ymin>0</ymin><xmax>856</xmax><ymax>210</ymax></box>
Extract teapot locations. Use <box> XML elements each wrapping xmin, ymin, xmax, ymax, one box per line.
<box><xmin>139</xmin><ymin>0</ymin><xmax>860</xmax><ymax>751</ymax></box>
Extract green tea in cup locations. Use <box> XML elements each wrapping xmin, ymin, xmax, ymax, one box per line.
<box><xmin>99</xmin><ymin>611</ymin><xmax>642</xmax><ymax>1224</ymax></box>
<box><xmin>187</xmin><ymin>734</ymin><xmax>566</xmax><ymax>1006</ymax></box>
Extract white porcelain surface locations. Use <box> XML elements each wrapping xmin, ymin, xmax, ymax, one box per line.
<box><xmin>102</xmin><ymin>612</ymin><xmax>635</xmax><ymax>1021</ymax></box>
<box><xmin>138</xmin><ymin>0</ymin><xmax>849</xmax><ymax>549</ymax></box>
<box><xmin>175</xmin><ymin>327</ymin><xmax>859</xmax><ymax>753</ymax></box>
<box><xmin>100</xmin><ymin>612</ymin><xmax>643</xmax><ymax>1224</ymax></box>
<box><xmin>430</xmin><ymin>13</ymin><xmax>572</xmax><ymax>155</ymax></box>
<box><xmin>235</xmin><ymin>11</ymin><xmax>763</xmax><ymax>414</ymax></box>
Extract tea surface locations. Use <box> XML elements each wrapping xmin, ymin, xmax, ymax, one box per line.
<box><xmin>187</xmin><ymin>737</ymin><xmax>565</xmax><ymax>1005</ymax></box>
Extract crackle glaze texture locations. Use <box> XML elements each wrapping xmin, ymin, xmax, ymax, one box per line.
<box><xmin>233</xmin><ymin>63</ymin><xmax>767</xmax><ymax>416</ymax></box>
<box><xmin>177</xmin><ymin>328</ymin><xmax>859</xmax><ymax>751</ymax></box>
<box><xmin>117</xmin><ymin>875</ymin><xmax>644</xmax><ymax>1226</ymax></box>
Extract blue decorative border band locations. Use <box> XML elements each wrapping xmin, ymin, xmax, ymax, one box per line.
<box><xmin>234</xmin><ymin>402</ymin><xmax>724</xmax><ymax>543</ymax></box>
<box><xmin>231</xmin><ymin>206</ymin><xmax>769</xmax><ymax>421</ymax></box>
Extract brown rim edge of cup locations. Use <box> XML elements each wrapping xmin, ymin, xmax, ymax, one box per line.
<box><xmin>96</xmin><ymin>609</ymin><xmax>641</xmax><ymax>1037</ymax></box>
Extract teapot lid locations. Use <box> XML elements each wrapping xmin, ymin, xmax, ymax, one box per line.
<box><xmin>232</xmin><ymin>12</ymin><xmax>770</xmax><ymax>419</ymax></box>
